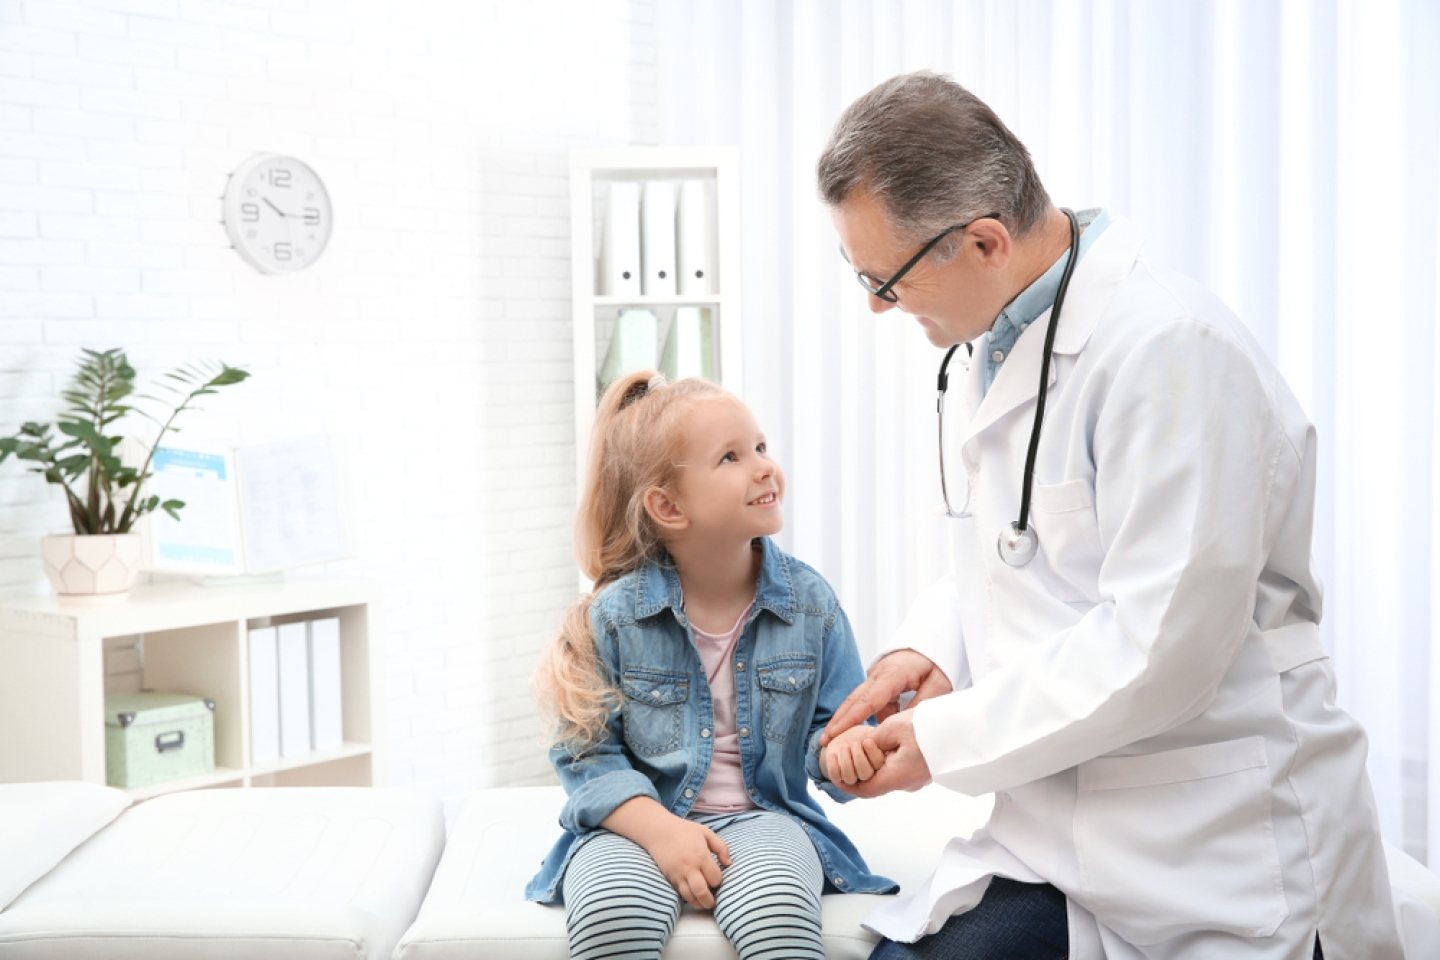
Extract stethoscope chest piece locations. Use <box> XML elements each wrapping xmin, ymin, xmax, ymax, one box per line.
<box><xmin>998</xmin><ymin>521</ymin><xmax>1039</xmax><ymax>567</ymax></box>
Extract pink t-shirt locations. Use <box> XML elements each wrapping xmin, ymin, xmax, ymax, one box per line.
<box><xmin>689</xmin><ymin>603</ymin><xmax>757</xmax><ymax>814</ymax></box>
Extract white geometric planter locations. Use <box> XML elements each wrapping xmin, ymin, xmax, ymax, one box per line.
<box><xmin>41</xmin><ymin>533</ymin><xmax>143</xmax><ymax>605</ymax></box>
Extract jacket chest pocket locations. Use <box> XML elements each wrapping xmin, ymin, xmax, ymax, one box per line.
<box><xmin>621</xmin><ymin>669</ymin><xmax>688</xmax><ymax>757</ymax></box>
<box><xmin>756</xmin><ymin>656</ymin><xmax>816</xmax><ymax>743</ymax></box>
<box><xmin>1027</xmin><ymin>478</ymin><xmax>1104</xmax><ymax>604</ymax></box>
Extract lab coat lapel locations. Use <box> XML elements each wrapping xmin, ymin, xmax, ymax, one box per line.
<box><xmin>961</xmin><ymin>217</ymin><xmax>1145</xmax><ymax>451</ymax></box>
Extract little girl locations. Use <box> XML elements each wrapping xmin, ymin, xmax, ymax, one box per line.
<box><xmin>527</xmin><ymin>370</ymin><xmax>895</xmax><ymax>960</ymax></box>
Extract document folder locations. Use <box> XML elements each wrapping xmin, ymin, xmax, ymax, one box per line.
<box><xmin>641</xmin><ymin>180</ymin><xmax>678</xmax><ymax>297</ymax></box>
<box><xmin>676</xmin><ymin>179</ymin><xmax>716</xmax><ymax>296</ymax></box>
<box><xmin>248</xmin><ymin>625</ymin><xmax>280</xmax><ymax>764</ymax></box>
<box><xmin>600</xmin><ymin>181</ymin><xmax>642</xmax><ymax>297</ymax></box>
<box><xmin>308</xmin><ymin>617</ymin><xmax>344</xmax><ymax>751</ymax></box>
<box><xmin>277</xmin><ymin>621</ymin><xmax>311</xmax><ymax>758</ymax></box>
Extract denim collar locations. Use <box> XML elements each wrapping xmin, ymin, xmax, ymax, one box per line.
<box><xmin>635</xmin><ymin>536</ymin><xmax>798</xmax><ymax>626</ymax></box>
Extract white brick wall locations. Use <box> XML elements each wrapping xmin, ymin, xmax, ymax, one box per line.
<box><xmin>0</xmin><ymin>0</ymin><xmax>659</xmax><ymax>808</ymax></box>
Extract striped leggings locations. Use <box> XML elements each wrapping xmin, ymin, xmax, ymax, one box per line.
<box><xmin>561</xmin><ymin>809</ymin><xmax>826</xmax><ymax>960</ymax></box>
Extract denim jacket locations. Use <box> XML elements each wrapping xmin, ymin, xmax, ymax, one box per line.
<box><xmin>526</xmin><ymin>537</ymin><xmax>897</xmax><ymax>903</ymax></box>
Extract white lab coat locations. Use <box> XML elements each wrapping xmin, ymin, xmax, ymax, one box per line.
<box><xmin>863</xmin><ymin>217</ymin><xmax>1425</xmax><ymax>958</ymax></box>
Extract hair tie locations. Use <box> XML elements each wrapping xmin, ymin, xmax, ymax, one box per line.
<box><xmin>619</xmin><ymin>373</ymin><xmax>668</xmax><ymax>410</ymax></box>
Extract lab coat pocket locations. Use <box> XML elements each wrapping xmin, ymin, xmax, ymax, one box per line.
<box><xmin>1028</xmin><ymin>479</ymin><xmax>1104</xmax><ymax>604</ymax></box>
<box><xmin>1073</xmin><ymin>736</ymin><xmax>1286</xmax><ymax>946</ymax></box>
<box><xmin>621</xmin><ymin>669</ymin><xmax>689</xmax><ymax>757</ymax></box>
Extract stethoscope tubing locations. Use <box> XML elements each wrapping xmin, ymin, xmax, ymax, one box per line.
<box><xmin>1016</xmin><ymin>208</ymin><xmax>1081</xmax><ymax>536</ymax></box>
<box><xmin>937</xmin><ymin>208</ymin><xmax>1081</xmax><ymax>566</ymax></box>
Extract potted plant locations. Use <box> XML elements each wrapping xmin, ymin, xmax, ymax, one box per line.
<box><xmin>0</xmin><ymin>348</ymin><xmax>250</xmax><ymax>603</ymax></box>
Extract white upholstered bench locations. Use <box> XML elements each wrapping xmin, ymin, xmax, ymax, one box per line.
<box><xmin>0</xmin><ymin>784</ymin><xmax>445</xmax><ymax>960</ymax></box>
<box><xmin>392</xmin><ymin>784</ymin><xmax>1440</xmax><ymax>959</ymax></box>
<box><xmin>2</xmin><ymin>781</ymin><xmax>1436</xmax><ymax>959</ymax></box>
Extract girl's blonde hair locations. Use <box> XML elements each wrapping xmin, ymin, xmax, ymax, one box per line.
<box><xmin>532</xmin><ymin>370</ymin><xmax>728</xmax><ymax>753</ymax></box>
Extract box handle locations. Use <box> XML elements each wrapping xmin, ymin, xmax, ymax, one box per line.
<box><xmin>155</xmin><ymin>731</ymin><xmax>185</xmax><ymax>753</ymax></box>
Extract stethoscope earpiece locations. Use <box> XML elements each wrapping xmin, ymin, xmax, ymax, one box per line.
<box><xmin>939</xmin><ymin>208</ymin><xmax>1081</xmax><ymax>569</ymax></box>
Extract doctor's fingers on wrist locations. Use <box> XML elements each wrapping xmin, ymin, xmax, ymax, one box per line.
<box><xmin>874</xmin><ymin>701</ymin><xmax>901</xmax><ymax>723</ymax></box>
<box><xmin>874</xmin><ymin>714</ymin><xmax>917</xmax><ymax>754</ymax></box>
<box><xmin>825</xmin><ymin>683</ymin><xmax>898</xmax><ymax>737</ymax></box>
<box><xmin>911</xmin><ymin>666</ymin><xmax>953</xmax><ymax>703</ymax></box>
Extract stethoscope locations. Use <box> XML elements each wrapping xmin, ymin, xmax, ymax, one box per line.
<box><xmin>937</xmin><ymin>208</ymin><xmax>1080</xmax><ymax>568</ymax></box>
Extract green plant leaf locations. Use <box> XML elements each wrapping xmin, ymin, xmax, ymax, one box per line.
<box><xmin>6</xmin><ymin>348</ymin><xmax>248</xmax><ymax>535</ymax></box>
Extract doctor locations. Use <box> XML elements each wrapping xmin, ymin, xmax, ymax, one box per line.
<box><xmin>817</xmin><ymin>71</ymin><xmax>1410</xmax><ymax>960</ymax></box>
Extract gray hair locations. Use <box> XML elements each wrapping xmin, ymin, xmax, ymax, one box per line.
<box><xmin>817</xmin><ymin>71</ymin><xmax>1051</xmax><ymax>257</ymax></box>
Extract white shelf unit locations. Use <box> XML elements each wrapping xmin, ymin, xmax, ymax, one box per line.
<box><xmin>569</xmin><ymin>146</ymin><xmax>744</xmax><ymax>487</ymax></box>
<box><xmin>0</xmin><ymin>576</ymin><xmax>386</xmax><ymax>799</ymax></box>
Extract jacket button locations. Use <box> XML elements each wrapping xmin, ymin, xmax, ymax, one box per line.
<box><xmin>736</xmin><ymin>661</ymin><xmax>745</xmax><ymax>670</ymax></box>
<box><xmin>835</xmin><ymin>877</ymin><xmax>846</xmax><ymax>887</ymax></box>
<box><xmin>684</xmin><ymin>788</ymin><xmax>695</xmax><ymax>798</ymax></box>
<box><xmin>739</xmin><ymin>727</ymin><xmax>749</xmax><ymax>737</ymax></box>
<box><xmin>700</xmin><ymin>728</ymin><xmax>711</xmax><ymax>738</ymax></box>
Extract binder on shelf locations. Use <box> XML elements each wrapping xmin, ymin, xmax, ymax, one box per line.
<box><xmin>248</xmin><ymin>625</ymin><xmax>280</xmax><ymax>764</ymax></box>
<box><xmin>599</xmin><ymin>181</ymin><xmax>642</xmax><ymax>297</ymax></box>
<box><xmin>308</xmin><ymin>617</ymin><xmax>344</xmax><ymax>752</ymax></box>
<box><xmin>640</xmin><ymin>180</ymin><xmax>678</xmax><ymax>297</ymax></box>
<box><xmin>676</xmin><ymin>179</ymin><xmax>716</xmax><ymax>296</ymax></box>
<box><xmin>660</xmin><ymin>307</ymin><xmax>715</xmax><ymax>382</ymax></box>
<box><xmin>598</xmin><ymin>308</ymin><xmax>658</xmax><ymax>392</ymax></box>
<box><xmin>276</xmin><ymin>621</ymin><xmax>311</xmax><ymax>758</ymax></box>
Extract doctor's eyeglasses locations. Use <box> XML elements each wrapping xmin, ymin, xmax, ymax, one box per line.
<box><xmin>849</xmin><ymin>212</ymin><xmax>1002</xmax><ymax>303</ymax></box>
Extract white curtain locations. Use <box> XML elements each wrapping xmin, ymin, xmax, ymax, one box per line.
<box><xmin>654</xmin><ymin>0</ymin><xmax>1440</xmax><ymax>866</ymax></box>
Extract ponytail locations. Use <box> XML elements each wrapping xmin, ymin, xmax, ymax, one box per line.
<box><xmin>532</xmin><ymin>370</ymin><xmax>726</xmax><ymax>752</ymax></box>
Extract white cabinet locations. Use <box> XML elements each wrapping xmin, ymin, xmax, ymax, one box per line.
<box><xmin>0</xmin><ymin>577</ymin><xmax>386</xmax><ymax>800</ymax></box>
<box><xmin>569</xmin><ymin>146</ymin><xmax>744</xmax><ymax>483</ymax></box>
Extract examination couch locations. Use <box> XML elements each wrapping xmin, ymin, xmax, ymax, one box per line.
<box><xmin>2</xmin><ymin>781</ymin><xmax>1438</xmax><ymax>959</ymax></box>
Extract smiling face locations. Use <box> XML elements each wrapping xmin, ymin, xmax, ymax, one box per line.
<box><xmin>670</xmin><ymin>396</ymin><xmax>785</xmax><ymax>543</ymax></box>
<box><xmin>831</xmin><ymin>188</ymin><xmax>1014</xmax><ymax>348</ymax></box>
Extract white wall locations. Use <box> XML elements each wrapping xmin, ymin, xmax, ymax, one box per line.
<box><xmin>0</xmin><ymin>0</ymin><xmax>658</xmax><ymax>807</ymax></box>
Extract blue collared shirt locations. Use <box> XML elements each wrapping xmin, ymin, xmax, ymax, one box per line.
<box><xmin>525</xmin><ymin>536</ymin><xmax>896</xmax><ymax>903</ymax></box>
<box><xmin>982</xmin><ymin>208</ymin><xmax>1110</xmax><ymax>393</ymax></box>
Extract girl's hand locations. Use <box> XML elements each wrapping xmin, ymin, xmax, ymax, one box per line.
<box><xmin>822</xmin><ymin>724</ymin><xmax>888</xmax><ymax>785</ymax></box>
<box><xmin>598</xmin><ymin>795</ymin><xmax>732</xmax><ymax>909</ymax></box>
<box><xmin>642</xmin><ymin>816</ymin><xmax>732</xmax><ymax>909</ymax></box>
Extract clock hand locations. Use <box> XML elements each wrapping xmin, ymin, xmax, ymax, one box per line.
<box><xmin>263</xmin><ymin>197</ymin><xmax>290</xmax><ymax>218</ymax></box>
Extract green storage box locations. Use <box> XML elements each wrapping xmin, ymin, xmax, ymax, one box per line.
<box><xmin>104</xmin><ymin>691</ymin><xmax>216</xmax><ymax>789</ymax></box>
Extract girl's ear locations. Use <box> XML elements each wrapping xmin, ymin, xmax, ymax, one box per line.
<box><xmin>643</xmin><ymin>486</ymin><xmax>687</xmax><ymax>532</ymax></box>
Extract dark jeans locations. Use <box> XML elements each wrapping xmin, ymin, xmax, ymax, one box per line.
<box><xmin>868</xmin><ymin>878</ymin><xmax>1067</xmax><ymax>960</ymax></box>
<box><xmin>867</xmin><ymin>877</ymin><xmax>1324</xmax><ymax>960</ymax></box>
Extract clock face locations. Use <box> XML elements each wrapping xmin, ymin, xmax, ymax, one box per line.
<box><xmin>223</xmin><ymin>154</ymin><xmax>333</xmax><ymax>274</ymax></box>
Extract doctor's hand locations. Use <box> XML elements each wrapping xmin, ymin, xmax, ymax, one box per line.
<box><xmin>820</xmin><ymin>649</ymin><xmax>952</xmax><ymax>745</ymax></box>
<box><xmin>833</xmin><ymin>711</ymin><xmax>932</xmax><ymax>798</ymax></box>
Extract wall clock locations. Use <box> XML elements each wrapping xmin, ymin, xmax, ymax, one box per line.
<box><xmin>222</xmin><ymin>153</ymin><xmax>333</xmax><ymax>274</ymax></box>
